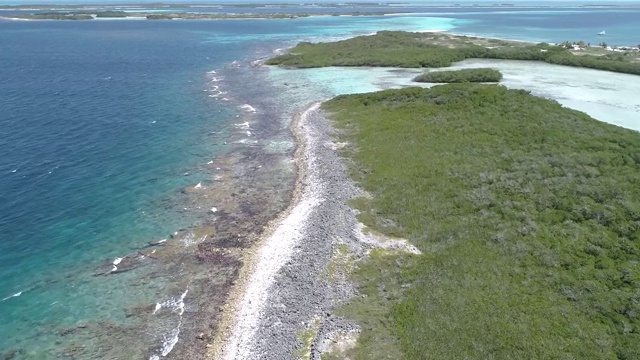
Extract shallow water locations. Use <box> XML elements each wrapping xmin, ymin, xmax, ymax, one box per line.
<box><xmin>269</xmin><ymin>62</ymin><xmax>640</xmax><ymax>133</ymax></box>
<box><xmin>447</xmin><ymin>59</ymin><xmax>640</xmax><ymax>131</ymax></box>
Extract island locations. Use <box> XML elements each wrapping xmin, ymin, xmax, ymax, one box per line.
<box><xmin>238</xmin><ymin>31</ymin><xmax>640</xmax><ymax>359</ymax></box>
<box><xmin>267</xmin><ymin>31</ymin><xmax>640</xmax><ymax>75</ymax></box>
<box><xmin>413</xmin><ymin>67</ymin><xmax>503</xmax><ymax>83</ymax></box>
<box><xmin>2</xmin><ymin>10</ymin><xmax>404</xmax><ymax>21</ymax></box>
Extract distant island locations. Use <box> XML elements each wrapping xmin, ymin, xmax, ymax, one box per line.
<box><xmin>1</xmin><ymin>10</ymin><xmax>404</xmax><ymax>20</ymax></box>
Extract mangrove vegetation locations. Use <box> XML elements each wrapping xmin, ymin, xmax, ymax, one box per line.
<box><xmin>267</xmin><ymin>31</ymin><xmax>640</xmax><ymax>76</ymax></box>
<box><xmin>324</xmin><ymin>84</ymin><xmax>640</xmax><ymax>359</ymax></box>
<box><xmin>413</xmin><ymin>68</ymin><xmax>503</xmax><ymax>83</ymax></box>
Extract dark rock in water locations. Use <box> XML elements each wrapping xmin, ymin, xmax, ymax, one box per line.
<box><xmin>146</xmin><ymin>239</ymin><xmax>167</xmax><ymax>247</ymax></box>
<box><xmin>2</xmin><ymin>349</ymin><xmax>17</xmax><ymax>360</ymax></box>
<box><xmin>110</xmin><ymin>256</ymin><xmax>139</xmax><ymax>274</ymax></box>
<box><xmin>61</xmin><ymin>344</ymin><xmax>85</xmax><ymax>358</ymax></box>
<box><xmin>58</xmin><ymin>327</ymin><xmax>75</xmax><ymax>336</ymax></box>
<box><xmin>214</xmin><ymin>236</ymin><xmax>243</xmax><ymax>249</ymax></box>
<box><xmin>93</xmin><ymin>253</ymin><xmax>146</xmax><ymax>276</ymax></box>
<box><xmin>125</xmin><ymin>303</ymin><xmax>155</xmax><ymax>318</ymax></box>
<box><xmin>195</xmin><ymin>242</ymin><xmax>240</xmax><ymax>267</ymax></box>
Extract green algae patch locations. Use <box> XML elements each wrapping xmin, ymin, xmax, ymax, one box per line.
<box><xmin>323</xmin><ymin>84</ymin><xmax>640</xmax><ymax>359</ymax></box>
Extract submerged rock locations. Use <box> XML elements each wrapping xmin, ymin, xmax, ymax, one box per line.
<box><xmin>2</xmin><ymin>349</ymin><xmax>18</xmax><ymax>360</ymax></box>
<box><xmin>146</xmin><ymin>239</ymin><xmax>167</xmax><ymax>247</ymax></box>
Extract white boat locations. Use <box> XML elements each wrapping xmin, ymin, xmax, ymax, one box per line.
<box><xmin>598</xmin><ymin>30</ymin><xmax>606</xmax><ymax>36</ymax></box>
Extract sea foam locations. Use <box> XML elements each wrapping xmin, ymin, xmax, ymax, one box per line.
<box><xmin>239</xmin><ymin>104</ymin><xmax>257</xmax><ymax>113</ymax></box>
<box><xmin>149</xmin><ymin>289</ymin><xmax>189</xmax><ymax>359</ymax></box>
<box><xmin>2</xmin><ymin>291</ymin><xmax>23</xmax><ymax>302</ymax></box>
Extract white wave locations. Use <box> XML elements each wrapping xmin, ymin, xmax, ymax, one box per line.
<box><xmin>11</xmin><ymin>169</ymin><xmax>17</xmax><ymax>173</ymax></box>
<box><xmin>210</xmin><ymin>207</ymin><xmax>218</xmax><ymax>213</ymax></box>
<box><xmin>2</xmin><ymin>291</ymin><xmax>23</xmax><ymax>301</ymax></box>
<box><xmin>246</xmin><ymin>131</ymin><xmax>252</xmax><ymax>137</ymax></box>
<box><xmin>160</xmin><ymin>327</ymin><xmax>181</xmax><ymax>356</ymax></box>
<box><xmin>113</xmin><ymin>257</ymin><xmax>123</xmax><ymax>265</ymax></box>
<box><xmin>206</xmin><ymin>70</ymin><xmax>217</xmax><ymax>74</ymax></box>
<box><xmin>208</xmin><ymin>90</ymin><xmax>226</xmax><ymax>98</ymax></box>
<box><xmin>207</xmin><ymin>160</ymin><xmax>214</xmax><ymax>165</ymax></box>
<box><xmin>194</xmin><ymin>182</ymin><xmax>202</xmax><ymax>189</ymax></box>
<box><xmin>152</xmin><ymin>302</ymin><xmax>162</xmax><ymax>315</ymax></box>
<box><xmin>234</xmin><ymin>121</ymin><xmax>250</xmax><ymax>130</ymax></box>
<box><xmin>149</xmin><ymin>289</ymin><xmax>189</xmax><ymax>359</ymax></box>
<box><xmin>239</xmin><ymin>104</ymin><xmax>256</xmax><ymax>113</ymax></box>
<box><xmin>181</xmin><ymin>232</ymin><xmax>206</xmax><ymax>247</ymax></box>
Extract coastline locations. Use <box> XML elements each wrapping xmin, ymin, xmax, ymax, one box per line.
<box><xmin>210</xmin><ymin>80</ymin><xmax>422</xmax><ymax>358</ymax></box>
<box><xmin>216</xmin><ymin>78</ymin><xmax>434</xmax><ymax>359</ymax></box>
<box><xmin>206</xmin><ymin>102</ymin><xmax>315</xmax><ymax>359</ymax></box>
<box><xmin>211</xmin><ymin>28</ymin><xmax>640</xmax><ymax>359</ymax></box>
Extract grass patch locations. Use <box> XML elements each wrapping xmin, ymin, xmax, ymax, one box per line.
<box><xmin>267</xmin><ymin>31</ymin><xmax>640</xmax><ymax>76</ymax></box>
<box><xmin>296</xmin><ymin>317</ymin><xmax>322</xmax><ymax>360</ymax></box>
<box><xmin>325</xmin><ymin>243</ymin><xmax>355</xmax><ymax>282</ymax></box>
<box><xmin>413</xmin><ymin>68</ymin><xmax>503</xmax><ymax>83</ymax></box>
<box><xmin>323</xmin><ymin>84</ymin><xmax>640</xmax><ymax>359</ymax></box>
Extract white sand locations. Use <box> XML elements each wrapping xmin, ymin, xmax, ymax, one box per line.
<box><xmin>220</xmin><ymin>103</ymin><xmax>322</xmax><ymax>360</ymax></box>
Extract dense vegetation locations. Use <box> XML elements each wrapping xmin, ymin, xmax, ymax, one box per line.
<box><xmin>413</xmin><ymin>68</ymin><xmax>502</xmax><ymax>83</ymax></box>
<box><xmin>95</xmin><ymin>11</ymin><xmax>128</xmax><ymax>18</ymax></box>
<box><xmin>324</xmin><ymin>84</ymin><xmax>640</xmax><ymax>359</ymax></box>
<box><xmin>20</xmin><ymin>12</ymin><xmax>94</xmax><ymax>20</ymax></box>
<box><xmin>267</xmin><ymin>31</ymin><xmax>640</xmax><ymax>76</ymax></box>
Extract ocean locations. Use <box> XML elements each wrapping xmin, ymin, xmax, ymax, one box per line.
<box><xmin>1</xmin><ymin>4</ymin><xmax>639</xmax><ymax>359</ymax></box>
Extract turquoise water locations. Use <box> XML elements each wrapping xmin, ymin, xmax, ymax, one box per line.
<box><xmin>1</xmin><ymin>5</ymin><xmax>639</xmax><ymax>358</ymax></box>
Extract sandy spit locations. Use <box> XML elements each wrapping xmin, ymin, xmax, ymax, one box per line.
<box><xmin>207</xmin><ymin>102</ymin><xmax>322</xmax><ymax>359</ymax></box>
<box><xmin>210</xmin><ymin>97</ymin><xmax>413</xmax><ymax>359</ymax></box>
<box><xmin>220</xmin><ymin>102</ymin><xmax>322</xmax><ymax>359</ymax></box>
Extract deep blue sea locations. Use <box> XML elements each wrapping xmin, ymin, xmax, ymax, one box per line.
<box><xmin>1</xmin><ymin>4</ymin><xmax>639</xmax><ymax>358</ymax></box>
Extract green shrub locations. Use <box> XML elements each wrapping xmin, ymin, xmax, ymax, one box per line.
<box><xmin>324</xmin><ymin>84</ymin><xmax>640</xmax><ymax>359</ymax></box>
<box><xmin>414</xmin><ymin>68</ymin><xmax>503</xmax><ymax>83</ymax></box>
<box><xmin>268</xmin><ymin>31</ymin><xmax>640</xmax><ymax>76</ymax></box>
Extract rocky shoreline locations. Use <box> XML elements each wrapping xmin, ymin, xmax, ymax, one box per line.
<box><xmin>212</xmin><ymin>100</ymin><xmax>417</xmax><ymax>359</ymax></box>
